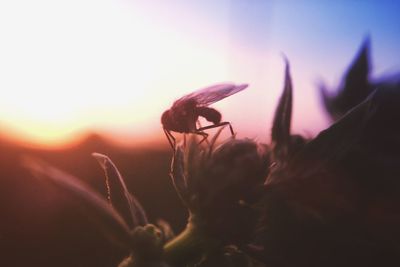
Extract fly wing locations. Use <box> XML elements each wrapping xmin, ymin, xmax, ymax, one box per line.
<box><xmin>175</xmin><ymin>83</ymin><xmax>248</xmax><ymax>107</ymax></box>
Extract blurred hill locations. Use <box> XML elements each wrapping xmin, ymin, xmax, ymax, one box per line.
<box><xmin>0</xmin><ymin>133</ymin><xmax>186</xmax><ymax>267</ymax></box>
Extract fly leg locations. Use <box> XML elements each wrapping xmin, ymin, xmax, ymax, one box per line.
<box><xmin>194</xmin><ymin>131</ymin><xmax>209</xmax><ymax>145</ymax></box>
<box><xmin>197</xmin><ymin>121</ymin><xmax>236</xmax><ymax>137</ymax></box>
<box><xmin>196</xmin><ymin>120</ymin><xmax>210</xmax><ymax>146</ymax></box>
<box><xmin>163</xmin><ymin>128</ymin><xmax>176</xmax><ymax>149</ymax></box>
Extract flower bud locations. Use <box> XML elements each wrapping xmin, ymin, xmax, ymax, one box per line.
<box><xmin>171</xmin><ymin>136</ymin><xmax>269</xmax><ymax>245</ymax></box>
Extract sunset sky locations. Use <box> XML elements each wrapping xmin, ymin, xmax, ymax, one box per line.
<box><xmin>0</xmin><ymin>0</ymin><xmax>399</xmax><ymax>147</ymax></box>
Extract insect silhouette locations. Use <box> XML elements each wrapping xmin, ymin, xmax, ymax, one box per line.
<box><xmin>161</xmin><ymin>83</ymin><xmax>248</xmax><ymax>148</ymax></box>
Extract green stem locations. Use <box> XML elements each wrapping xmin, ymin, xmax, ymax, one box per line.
<box><xmin>163</xmin><ymin>214</ymin><xmax>220</xmax><ymax>266</ymax></box>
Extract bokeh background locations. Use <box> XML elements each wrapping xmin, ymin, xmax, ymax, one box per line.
<box><xmin>0</xmin><ymin>1</ymin><xmax>399</xmax><ymax>266</ymax></box>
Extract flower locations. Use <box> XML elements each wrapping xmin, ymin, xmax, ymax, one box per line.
<box><xmin>176</xmin><ymin>136</ymin><xmax>268</xmax><ymax>243</ymax></box>
<box><xmin>164</xmin><ymin>133</ymin><xmax>269</xmax><ymax>266</ymax></box>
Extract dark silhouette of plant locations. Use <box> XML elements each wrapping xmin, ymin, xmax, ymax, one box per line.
<box><xmin>258</xmin><ymin>60</ymin><xmax>400</xmax><ymax>267</ymax></box>
<box><xmin>24</xmin><ymin>154</ymin><xmax>171</xmax><ymax>267</ymax></box>
<box><xmin>319</xmin><ymin>37</ymin><xmax>400</xmax><ymax>121</ymax></box>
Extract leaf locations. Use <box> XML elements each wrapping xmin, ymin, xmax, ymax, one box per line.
<box><xmin>271</xmin><ymin>58</ymin><xmax>293</xmax><ymax>163</ymax></box>
<box><xmin>262</xmin><ymin>85</ymin><xmax>400</xmax><ymax>266</ymax></box>
<box><xmin>92</xmin><ymin>153</ymin><xmax>148</xmax><ymax>228</ymax></box>
<box><xmin>22</xmin><ymin>157</ymin><xmax>133</xmax><ymax>249</ymax></box>
<box><xmin>320</xmin><ymin>37</ymin><xmax>371</xmax><ymax>121</ymax></box>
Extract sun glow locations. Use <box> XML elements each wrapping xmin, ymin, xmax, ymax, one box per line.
<box><xmin>0</xmin><ymin>0</ymin><xmax>232</xmax><ymax>146</ymax></box>
<box><xmin>0</xmin><ymin>1</ymin><xmax>398</xmax><ymax>147</ymax></box>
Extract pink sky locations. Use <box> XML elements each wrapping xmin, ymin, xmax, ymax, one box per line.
<box><xmin>0</xmin><ymin>1</ymin><xmax>398</xmax><ymax>148</ymax></box>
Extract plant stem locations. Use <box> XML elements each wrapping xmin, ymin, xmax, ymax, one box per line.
<box><xmin>163</xmin><ymin>214</ymin><xmax>220</xmax><ymax>266</ymax></box>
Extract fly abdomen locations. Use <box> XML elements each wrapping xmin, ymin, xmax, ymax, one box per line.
<box><xmin>196</xmin><ymin>106</ymin><xmax>222</xmax><ymax>125</ymax></box>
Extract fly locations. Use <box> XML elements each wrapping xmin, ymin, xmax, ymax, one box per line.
<box><xmin>161</xmin><ymin>83</ymin><xmax>248</xmax><ymax>148</ymax></box>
